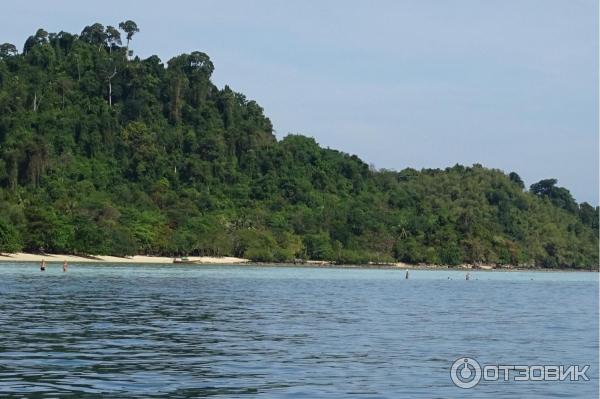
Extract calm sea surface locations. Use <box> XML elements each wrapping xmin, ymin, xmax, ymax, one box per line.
<box><xmin>0</xmin><ymin>264</ymin><xmax>597</xmax><ymax>398</ymax></box>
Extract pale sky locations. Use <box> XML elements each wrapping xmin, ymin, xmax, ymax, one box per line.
<box><xmin>1</xmin><ymin>0</ymin><xmax>598</xmax><ymax>203</ymax></box>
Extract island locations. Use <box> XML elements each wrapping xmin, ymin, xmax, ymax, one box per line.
<box><xmin>0</xmin><ymin>22</ymin><xmax>597</xmax><ymax>270</ymax></box>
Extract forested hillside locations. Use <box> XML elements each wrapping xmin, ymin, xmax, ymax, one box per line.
<box><xmin>0</xmin><ymin>23</ymin><xmax>597</xmax><ymax>268</ymax></box>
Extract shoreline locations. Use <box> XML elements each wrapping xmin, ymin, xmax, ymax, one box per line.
<box><xmin>247</xmin><ymin>262</ymin><xmax>597</xmax><ymax>273</ymax></box>
<box><xmin>0</xmin><ymin>252</ymin><xmax>596</xmax><ymax>272</ymax></box>
<box><xmin>0</xmin><ymin>252</ymin><xmax>249</xmax><ymax>264</ymax></box>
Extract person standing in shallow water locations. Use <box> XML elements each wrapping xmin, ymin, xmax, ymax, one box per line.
<box><xmin>63</xmin><ymin>261</ymin><xmax>68</xmax><ymax>272</ymax></box>
<box><xmin>405</xmin><ymin>270</ymin><xmax>409</xmax><ymax>279</ymax></box>
<box><xmin>40</xmin><ymin>259</ymin><xmax>46</xmax><ymax>271</ymax></box>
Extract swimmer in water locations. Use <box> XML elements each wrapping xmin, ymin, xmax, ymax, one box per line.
<box><xmin>466</xmin><ymin>272</ymin><xmax>470</xmax><ymax>280</ymax></box>
<box><xmin>63</xmin><ymin>260</ymin><xmax>68</xmax><ymax>272</ymax></box>
<box><xmin>40</xmin><ymin>259</ymin><xmax>46</xmax><ymax>271</ymax></box>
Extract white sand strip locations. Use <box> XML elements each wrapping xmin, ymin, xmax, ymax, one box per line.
<box><xmin>0</xmin><ymin>252</ymin><xmax>248</xmax><ymax>264</ymax></box>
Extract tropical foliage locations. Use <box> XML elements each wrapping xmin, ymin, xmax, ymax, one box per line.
<box><xmin>0</xmin><ymin>23</ymin><xmax>597</xmax><ymax>268</ymax></box>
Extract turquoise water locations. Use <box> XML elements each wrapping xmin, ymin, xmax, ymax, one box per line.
<box><xmin>0</xmin><ymin>264</ymin><xmax>597</xmax><ymax>398</ymax></box>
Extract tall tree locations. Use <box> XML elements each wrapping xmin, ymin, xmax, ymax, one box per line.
<box><xmin>118</xmin><ymin>20</ymin><xmax>139</xmax><ymax>54</ymax></box>
<box><xmin>508</xmin><ymin>171</ymin><xmax>524</xmax><ymax>189</ymax></box>
<box><xmin>80</xmin><ymin>23</ymin><xmax>107</xmax><ymax>50</ymax></box>
<box><xmin>0</xmin><ymin>43</ymin><xmax>17</xmax><ymax>58</ymax></box>
<box><xmin>105</xmin><ymin>26</ymin><xmax>122</xmax><ymax>54</ymax></box>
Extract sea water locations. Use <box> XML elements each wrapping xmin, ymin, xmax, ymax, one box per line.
<box><xmin>0</xmin><ymin>264</ymin><xmax>597</xmax><ymax>398</ymax></box>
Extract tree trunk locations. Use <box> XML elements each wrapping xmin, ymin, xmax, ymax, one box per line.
<box><xmin>107</xmin><ymin>68</ymin><xmax>117</xmax><ymax>107</ymax></box>
<box><xmin>33</xmin><ymin>92</ymin><xmax>42</xmax><ymax>112</ymax></box>
<box><xmin>76</xmin><ymin>57</ymin><xmax>81</xmax><ymax>81</ymax></box>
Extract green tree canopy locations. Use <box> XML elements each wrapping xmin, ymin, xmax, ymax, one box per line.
<box><xmin>0</xmin><ymin>23</ymin><xmax>596</xmax><ymax>269</ymax></box>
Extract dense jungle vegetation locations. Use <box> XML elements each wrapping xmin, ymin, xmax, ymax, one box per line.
<box><xmin>0</xmin><ymin>22</ymin><xmax>597</xmax><ymax>268</ymax></box>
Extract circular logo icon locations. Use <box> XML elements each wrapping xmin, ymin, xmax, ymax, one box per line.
<box><xmin>451</xmin><ymin>357</ymin><xmax>482</xmax><ymax>389</ymax></box>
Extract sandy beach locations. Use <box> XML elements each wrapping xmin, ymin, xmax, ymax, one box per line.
<box><xmin>0</xmin><ymin>253</ymin><xmax>249</xmax><ymax>264</ymax></box>
<box><xmin>0</xmin><ymin>253</ymin><xmax>592</xmax><ymax>271</ymax></box>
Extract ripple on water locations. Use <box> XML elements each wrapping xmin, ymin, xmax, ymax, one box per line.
<box><xmin>0</xmin><ymin>264</ymin><xmax>597</xmax><ymax>398</ymax></box>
